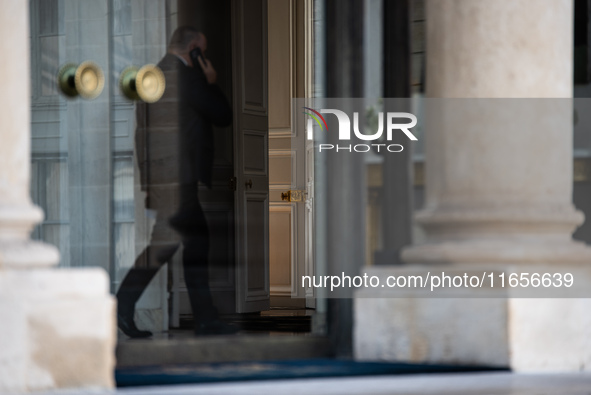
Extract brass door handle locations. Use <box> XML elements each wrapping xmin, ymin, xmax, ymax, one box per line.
<box><xmin>57</xmin><ymin>61</ymin><xmax>105</xmax><ymax>99</ymax></box>
<box><xmin>245</xmin><ymin>179</ymin><xmax>253</xmax><ymax>189</ymax></box>
<box><xmin>281</xmin><ymin>190</ymin><xmax>306</xmax><ymax>202</ymax></box>
<box><xmin>119</xmin><ymin>64</ymin><xmax>166</xmax><ymax>103</ymax></box>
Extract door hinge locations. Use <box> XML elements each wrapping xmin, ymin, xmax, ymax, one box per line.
<box><xmin>229</xmin><ymin>176</ymin><xmax>237</xmax><ymax>191</ymax></box>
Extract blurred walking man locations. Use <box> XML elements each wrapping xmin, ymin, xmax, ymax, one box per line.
<box><xmin>117</xmin><ymin>26</ymin><xmax>234</xmax><ymax>338</ymax></box>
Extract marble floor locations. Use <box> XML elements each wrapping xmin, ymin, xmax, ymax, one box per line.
<box><xmin>35</xmin><ymin>372</ymin><xmax>591</xmax><ymax>395</ymax></box>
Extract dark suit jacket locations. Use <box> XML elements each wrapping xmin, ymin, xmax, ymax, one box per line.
<box><xmin>135</xmin><ymin>53</ymin><xmax>232</xmax><ymax>206</ymax></box>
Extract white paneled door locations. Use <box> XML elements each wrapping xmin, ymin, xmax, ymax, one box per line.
<box><xmin>232</xmin><ymin>0</ymin><xmax>271</xmax><ymax>313</ymax></box>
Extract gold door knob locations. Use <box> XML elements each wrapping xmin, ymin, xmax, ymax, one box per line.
<box><xmin>57</xmin><ymin>61</ymin><xmax>105</xmax><ymax>99</ymax></box>
<box><xmin>119</xmin><ymin>64</ymin><xmax>165</xmax><ymax>103</ymax></box>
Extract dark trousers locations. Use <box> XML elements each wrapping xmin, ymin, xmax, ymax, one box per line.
<box><xmin>178</xmin><ymin>183</ymin><xmax>218</xmax><ymax>323</ymax></box>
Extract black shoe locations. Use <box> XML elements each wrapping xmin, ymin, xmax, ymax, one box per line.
<box><xmin>118</xmin><ymin>313</ymin><xmax>153</xmax><ymax>338</ymax></box>
<box><xmin>116</xmin><ymin>267</ymin><xmax>159</xmax><ymax>338</ymax></box>
<box><xmin>194</xmin><ymin>320</ymin><xmax>239</xmax><ymax>336</ymax></box>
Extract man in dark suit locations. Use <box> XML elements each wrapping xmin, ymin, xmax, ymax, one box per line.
<box><xmin>117</xmin><ymin>26</ymin><xmax>234</xmax><ymax>338</ymax></box>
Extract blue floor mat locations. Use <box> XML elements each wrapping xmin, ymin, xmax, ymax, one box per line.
<box><xmin>116</xmin><ymin>359</ymin><xmax>508</xmax><ymax>387</ymax></box>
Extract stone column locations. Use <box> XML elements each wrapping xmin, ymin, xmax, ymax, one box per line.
<box><xmin>355</xmin><ymin>0</ymin><xmax>591</xmax><ymax>371</ymax></box>
<box><xmin>325</xmin><ymin>0</ymin><xmax>366</xmax><ymax>357</ymax></box>
<box><xmin>405</xmin><ymin>0</ymin><xmax>588</xmax><ymax>264</ymax></box>
<box><xmin>0</xmin><ymin>2</ymin><xmax>115</xmax><ymax>392</ymax></box>
<box><xmin>375</xmin><ymin>0</ymin><xmax>413</xmax><ymax>266</ymax></box>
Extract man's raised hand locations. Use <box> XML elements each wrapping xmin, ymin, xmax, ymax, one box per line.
<box><xmin>197</xmin><ymin>56</ymin><xmax>217</xmax><ymax>84</ymax></box>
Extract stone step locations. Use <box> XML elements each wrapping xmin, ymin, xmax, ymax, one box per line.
<box><xmin>116</xmin><ymin>335</ymin><xmax>332</xmax><ymax>367</ymax></box>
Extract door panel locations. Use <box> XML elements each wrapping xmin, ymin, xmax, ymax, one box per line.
<box><xmin>242</xmin><ymin>0</ymin><xmax>268</xmax><ymax>113</ymax></box>
<box><xmin>233</xmin><ymin>0</ymin><xmax>270</xmax><ymax>313</ymax></box>
<box><xmin>243</xmin><ymin>131</ymin><xmax>268</xmax><ymax>174</ymax></box>
<box><xmin>269</xmin><ymin>205</ymin><xmax>294</xmax><ymax>296</ymax></box>
<box><xmin>31</xmin><ymin>0</ymin><xmax>112</xmax><ymax>274</ymax></box>
<box><xmin>246</xmin><ymin>196</ymin><xmax>269</xmax><ymax>293</ymax></box>
<box><xmin>112</xmin><ymin>0</ymin><xmax>172</xmax><ymax>332</ymax></box>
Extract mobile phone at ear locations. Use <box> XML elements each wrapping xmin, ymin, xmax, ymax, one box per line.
<box><xmin>189</xmin><ymin>47</ymin><xmax>204</xmax><ymax>67</ymax></box>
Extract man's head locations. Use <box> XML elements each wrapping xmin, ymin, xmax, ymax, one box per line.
<box><xmin>168</xmin><ymin>26</ymin><xmax>207</xmax><ymax>55</ymax></box>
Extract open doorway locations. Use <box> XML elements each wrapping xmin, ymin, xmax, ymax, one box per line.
<box><xmin>268</xmin><ymin>0</ymin><xmax>315</xmax><ymax>312</ymax></box>
<box><xmin>170</xmin><ymin>0</ymin><xmax>317</xmax><ymax>332</ymax></box>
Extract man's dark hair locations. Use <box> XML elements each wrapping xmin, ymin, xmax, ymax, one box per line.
<box><xmin>169</xmin><ymin>26</ymin><xmax>201</xmax><ymax>53</ymax></box>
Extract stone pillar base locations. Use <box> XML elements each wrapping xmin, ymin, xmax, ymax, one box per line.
<box><xmin>354</xmin><ymin>266</ymin><xmax>591</xmax><ymax>372</ymax></box>
<box><xmin>403</xmin><ymin>238</ymin><xmax>591</xmax><ymax>265</ymax></box>
<box><xmin>0</xmin><ymin>268</ymin><xmax>116</xmax><ymax>393</ymax></box>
